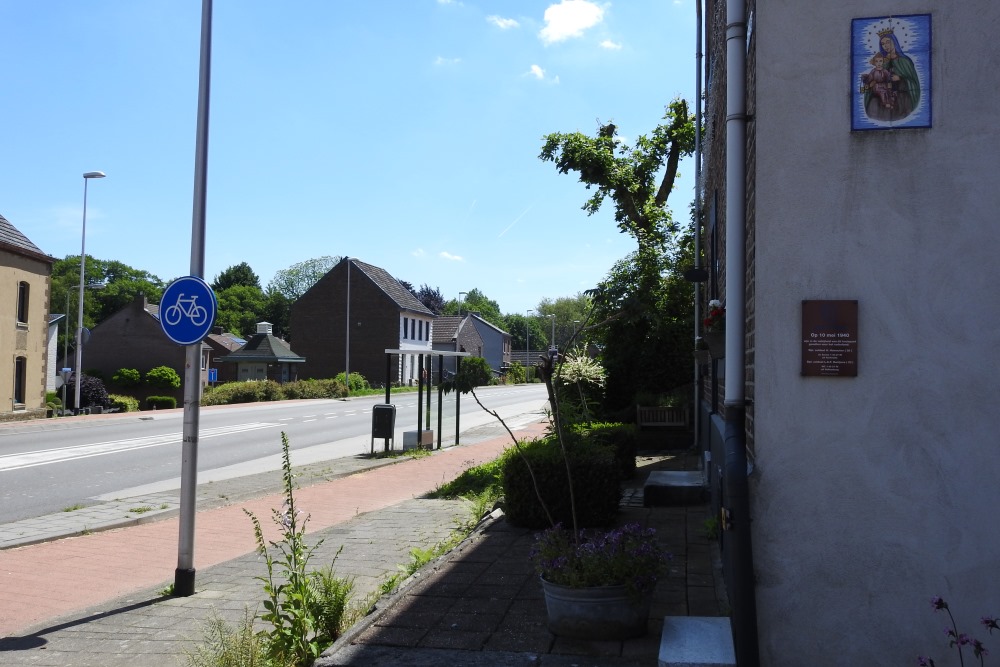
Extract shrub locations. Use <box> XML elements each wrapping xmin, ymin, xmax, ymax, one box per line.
<box><xmin>108</xmin><ymin>394</ymin><xmax>140</xmax><ymax>412</ymax></box>
<box><xmin>570</xmin><ymin>421</ymin><xmax>638</xmax><ymax>479</ymax></box>
<box><xmin>146</xmin><ymin>365</ymin><xmax>181</xmax><ymax>389</ymax></box>
<box><xmin>201</xmin><ymin>380</ymin><xmax>286</xmax><ymax>405</ymax></box>
<box><xmin>501</xmin><ymin>435</ymin><xmax>620</xmax><ymax>529</ymax></box>
<box><xmin>281</xmin><ymin>378</ymin><xmax>348</xmax><ymax>400</ymax></box>
<box><xmin>146</xmin><ymin>396</ymin><xmax>177</xmax><ymax>410</ymax></box>
<box><xmin>334</xmin><ymin>372</ymin><xmax>370</xmax><ymax>392</ymax></box>
<box><xmin>46</xmin><ymin>391</ymin><xmax>62</xmax><ymax>408</ymax></box>
<box><xmin>74</xmin><ymin>374</ymin><xmax>110</xmax><ymax>410</ymax></box>
<box><xmin>112</xmin><ymin>368</ymin><xmax>142</xmax><ymax>387</ymax></box>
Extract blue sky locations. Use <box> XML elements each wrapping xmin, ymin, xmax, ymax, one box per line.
<box><xmin>3</xmin><ymin>0</ymin><xmax>696</xmax><ymax>315</ymax></box>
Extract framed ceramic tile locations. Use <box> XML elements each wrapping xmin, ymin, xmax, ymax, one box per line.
<box><xmin>851</xmin><ymin>14</ymin><xmax>932</xmax><ymax>130</ymax></box>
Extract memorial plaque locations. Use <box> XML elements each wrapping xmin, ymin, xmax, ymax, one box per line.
<box><xmin>802</xmin><ymin>300</ymin><xmax>858</xmax><ymax>377</ymax></box>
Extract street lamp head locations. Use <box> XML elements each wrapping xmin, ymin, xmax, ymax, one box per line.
<box><xmin>83</xmin><ymin>171</ymin><xmax>106</xmax><ymax>179</ymax></box>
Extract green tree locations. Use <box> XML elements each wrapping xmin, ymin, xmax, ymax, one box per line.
<box><xmin>533</xmin><ymin>293</ymin><xmax>593</xmax><ymax>352</ymax></box>
<box><xmin>539</xmin><ymin>98</ymin><xmax>697</xmax><ymax>409</ymax></box>
<box><xmin>267</xmin><ymin>256</ymin><xmax>340</xmax><ymax>300</ymax></box>
<box><xmin>539</xmin><ymin>98</ymin><xmax>695</xmax><ymax>251</ymax></box>
<box><xmin>51</xmin><ymin>256</ymin><xmax>165</xmax><ymax>362</ymax></box>
<box><xmin>215</xmin><ymin>285</ymin><xmax>267</xmax><ymax>338</ymax></box>
<box><xmin>504</xmin><ymin>313</ymin><xmax>548</xmax><ymax>352</ymax></box>
<box><xmin>211</xmin><ymin>262</ymin><xmax>261</xmax><ymax>292</ymax></box>
<box><xmin>146</xmin><ymin>365</ymin><xmax>181</xmax><ymax>389</ymax></box>
<box><xmin>444</xmin><ymin>288</ymin><xmax>503</xmax><ymax>328</ymax></box>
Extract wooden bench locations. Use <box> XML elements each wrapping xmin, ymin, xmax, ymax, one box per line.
<box><xmin>636</xmin><ymin>405</ymin><xmax>689</xmax><ymax>429</ymax></box>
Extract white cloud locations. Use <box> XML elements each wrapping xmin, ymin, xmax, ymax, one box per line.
<box><xmin>539</xmin><ymin>0</ymin><xmax>605</xmax><ymax>45</ymax></box>
<box><xmin>439</xmin><ymin>251</ymin><xmax>464</xmax><ymax>261</ymax></box>
<box><xmin>433</xmin><ymin>56</ymin><xmax>461</xmax><ymax>66</ymax></box>
<box><xmin>599</xmin><ymin>39</ymin><xmax>622</xmax><ymax>50</ymax></box>
<box><xmin>412</xmin><ymin>248</ymin><xmax>426</xmax><ymax>257</ymax></box>
<box><xmin>527</xmin><ymin>64</ymin><xmax>545</xmax><ymax>79</ymax></box>
<box><xmin>487</xmin><ymin>15</ymin><xmax>519</xmax><ymax>29</ymax></box>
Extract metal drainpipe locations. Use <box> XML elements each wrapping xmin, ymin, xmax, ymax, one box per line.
<box><xmin>724</xmin><ymin>0</ymin><xmax>760</xmax><ymax>664</ymax></box>
<box><xmin>693</xmin><ymin>0</ymin><xmax>703</xmax><ymax>454</ymax></box>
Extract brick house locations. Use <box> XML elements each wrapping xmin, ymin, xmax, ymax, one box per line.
<box><xmin>84</xmin><ymin>293</ymin><xmax>208</xmax><ymax>405</ymax></box>
<box><xmin>431</xmin><ymin>315</ymin><xmax>484</xmax><ymax>377</ymax></box>
<box><xmin>204</xmin><ymin>328</ymin><xmax>246</xmax><ymax>385</ymax></box>
<box><xmin>1</xmin><ymin>214</ymin><xmax>54</xmax><ymax>421</ymax></box>
<box><xmin>699</xmin><ymin>2</ymin><xmax>1000</xmax><ymax>664</ymax></box>
<box><xmin>216</xmin><ymin>322</ymin><xmax>305</xmax><ymax>383</ymax></box>
<box><xmin>290</xmin><ymin>258</ymin><xmax>435</xmax><ymax>386</ymax></box>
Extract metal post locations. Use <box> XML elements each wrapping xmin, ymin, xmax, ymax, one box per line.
<box><xmin>75</xmin><ymin>172</ymin><xmax>105</xmax><ymax>411</ymax></box>
<box><xmin>345</xmin><ymin>258</ymin><xmax>351</xmax><ymax>391</ymax></box>
<box><xmin>175</xmin><ymin>0</ymin><xmax>213</xmax><ymax>598</ymax></box>
<box><xmin>436</xmin><ymin>354</ymin><xmax>443</xmax><ymax>449</ymax></box>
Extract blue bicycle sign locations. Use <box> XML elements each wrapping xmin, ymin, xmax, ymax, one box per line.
<box><xmin>160</xmin><ymin>276</ymin><xmax>217</xmax><ymax>345</ymax></box>
<box><xmin>163</xmin><ymin>293</ymin><xmax>209</xmax><ymax>327</ymax></box>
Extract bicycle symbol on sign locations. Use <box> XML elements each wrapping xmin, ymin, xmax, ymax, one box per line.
<box><xmin>163</xmin><ymin>294</ymin><xmax>209</xmax><ymax>327</ymax></box>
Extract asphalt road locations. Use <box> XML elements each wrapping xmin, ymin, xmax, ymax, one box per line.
<box><xmin>0</xmin><ymin>384</ymin><xmax>549</xmax><ymax>524</ymax></box>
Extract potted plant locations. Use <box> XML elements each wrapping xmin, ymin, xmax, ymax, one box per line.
<box><xmin>531</xmin><ymin>522</ymin><xmax>670</xmax><ymax>639</ymax></box>
<box><xmin>446</xmin><ymin>350</ymin><xmax>673</xmax><ymax>640</ymax></box>
<box><xmin>702</xmin><ymin>299</ymin><xmax>726</xmax><ymax>358</ymax></box>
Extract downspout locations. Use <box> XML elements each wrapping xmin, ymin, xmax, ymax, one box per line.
<box><xmin>724</xmin><ymin>0</ymin><xmax>760</xmax><ymax>665</ymax></box>
<box><xmin>693</xmin><ymin>0</ymin><xmax>703</xmax><ymax>452</ymax></box>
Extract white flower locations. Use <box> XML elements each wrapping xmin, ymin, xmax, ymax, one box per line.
<box><xmin>708</xmin><ymin>299</ymin><xmax>722</xmax><ymax>309</ymax></box>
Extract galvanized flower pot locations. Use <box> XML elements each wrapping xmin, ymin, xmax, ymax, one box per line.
<box><xmin>540</xmin><ymin>577</ymin><xmax>652</xmax><ymax>640</ymax></box>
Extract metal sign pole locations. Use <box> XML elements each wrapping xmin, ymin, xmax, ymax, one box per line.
<box><xmin>175</xmin><ymin>0</ymin><xmax>213</xmax><ymax>597</ymax></box>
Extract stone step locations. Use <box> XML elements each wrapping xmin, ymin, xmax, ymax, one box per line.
<box><xmin>643</xmin><ymin>470</ymin><xmax>707</xmax><ymax>506</ymax></box>
<box><xmin>659</xmin><ymin>616</ymin><xmax>736</xmax><ymax>667</ymax></box>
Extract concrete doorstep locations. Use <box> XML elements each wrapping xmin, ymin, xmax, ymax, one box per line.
<box><xmin>659</xmin><ymin>616</ymin><xmax>736</xmax><ymax>667</ymax></box>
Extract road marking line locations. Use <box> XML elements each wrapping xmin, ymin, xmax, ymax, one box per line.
<box><xmin>0</xmin><ymin>423</ymin><xmax>281</xmax><ymax>472</ymax></box>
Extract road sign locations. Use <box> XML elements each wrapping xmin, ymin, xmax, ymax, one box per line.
<box><xmin>159</xmin><ymin>276</ymin><xmax>217</xmax><ymax>345</ymax></box>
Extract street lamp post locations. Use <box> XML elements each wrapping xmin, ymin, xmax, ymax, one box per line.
<box><xmin>526</xmin><ymin>309</ymin><xmax>534</xmax><ymax>378</ymax></box>
<box><xmin>345</xmin><ymin>257</ymin><xmax>354</xmax><ymax>392</ymax></box>
<box><xmin>64</xmin><ymin>282</ymin><xmax>104</xmax><ymax>411</ymax></box>
<box><xmin>75</xmin><ymin>171</ymin><xmax>105</xmax><ymax>413</ymax></box>
<box><xmin>459</xmin><ymin>291</ymin><xmax>468</xmax><ymax>317</ymax></box>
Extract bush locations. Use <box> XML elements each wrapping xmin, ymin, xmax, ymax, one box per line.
<box><xmin>501</xmin><ymin>435</ymin><xmax>621</xmax><ymax>529</ymax></box>
<box><xmin>334</xmin><ymin>372</ymin><xmax>370</xmax><ymax>392</ymax></box>
<box><xmin>46</xmin><ymin>391</ymin><xmax>62</xmax><ymax>408</ymax></box>
<box><xmin>570</xmin><ymin>421</ymin><xmax>638</xmax><ymax>480</ymax></box>
<box><xmin>281</xmin><ymin>378</ymin><xmax>348</xmax><ymax>400</ymax></box>
<box><xmin>73</xmin><ymin>374</ymin><xmax>110</xmax><ymax>410</ymax></box>
<box><xmin>108</xmin><ymin>394</ymin><xmax>140</xmax><ymax>412</ymax></box>
<box><xmin>201</xmin><ymin>380</ymin><xmax>286</xmax><ymax>406</ymax></box>
<box><xmin>146</xmin><ymin>365</ymin><xmax>181</xmax><ymax>390</ymax></box>
<box><xmin>146</xmin><ymin>396</ymin><xmax>177</xmax><ymax>410</ymax></box>
<box><xmin>112</xmin><ymin>368</ymin><xmax>142</xmax><ymax>387</ymax></box>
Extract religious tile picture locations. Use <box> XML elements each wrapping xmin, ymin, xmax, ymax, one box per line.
<box><xmin>852</xmin><ymin>14</ymin><xmax>932</xmax><ymax>130</ymax></box>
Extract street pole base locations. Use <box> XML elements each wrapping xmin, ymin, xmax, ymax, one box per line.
<box><xmin>174</xmin><ymin>568</ymin><xmax>196</xmax><ymax>597</ymax></box>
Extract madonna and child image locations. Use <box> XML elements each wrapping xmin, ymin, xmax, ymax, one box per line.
<box><xmin>851</xmin><ymin>14</ymin><xmax>931</xmax><ymax>130</ymax></box>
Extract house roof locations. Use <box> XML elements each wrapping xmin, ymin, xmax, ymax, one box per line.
<box><xmin>432</xmin><ymin>316</ymin><xmax>470</xmax><ymax>343</ymax></box>
<box><xmin>0</xmin><ymin>213</ymin><xmax>53</xmax><ymax>264</ymax></box>
<box><xmin>217</xmin><ymin>332</ymin><xmax>305</xmax><ymax>364</ymax></box>
<box><xmin>350</xmin><ymin>258</ymin><xmax>435</xmax><ymax>316</ymax></box>
<box><xmin>469</xmin><ymin>312</ymin><xmax>510</xmax><ymax>336</ymax></box>
<box><xmin>206</xmin><ymin>331</ymin><xmax>246</xmax><ymax>352</ymax></box>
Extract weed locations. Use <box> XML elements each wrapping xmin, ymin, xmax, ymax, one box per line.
<box><xmin>159</xmin><ymin>583</ymin><xmax>175</xmax><ymax>597</ymax></box>
<box><xmin>62</xmin><ymin>503</ymin><xmax>86</xmax><ymax>512</ymax></box>
<box><xmin>129</xmin><ymin>506</ymin><xmax>154</xmax><ymax>514</ymax></box>
<box><xmin>184</xmin><ymin>609</ymin><xmax>272</xmax><ymax>667</ymax></box>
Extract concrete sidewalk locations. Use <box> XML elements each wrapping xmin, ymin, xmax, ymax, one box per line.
<box><xmin>0</xmin><ymin>418</ymin><xmax>726</xmax><ymax>666</ymax></box>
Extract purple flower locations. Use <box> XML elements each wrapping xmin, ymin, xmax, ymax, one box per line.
<box><xmin>982</xmin><ymin>616</ymin><xmax>999</xmax><ymax>633</ymax></box>
<box><xmin>931</xmin><ymin>596</ymin><xmax>948</xmax><ymax>611</ymax></box>
<box><xmin>917</xmin><ymin>656</ymin><xmax>935</xmax><ymax>667</ymax></box>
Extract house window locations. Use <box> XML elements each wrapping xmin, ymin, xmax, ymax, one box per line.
<box><xmin>16</xmin><ymin>281</ymin><xmax>29</xmax><ymax>325</ymax></box>
<box><xmin>403</xmin><ymin>317</ymin><xmax>409</xmax><ymax>339</ymax></box>
<box><xmin>14</xmin><ymin>356</ymin><xmax>27</xmax><ymax>406</ymax></box>
<box><xmin>419</xmin><ymin>320</ymin><xmax>424</xmax><ymax>340</ymax></box>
